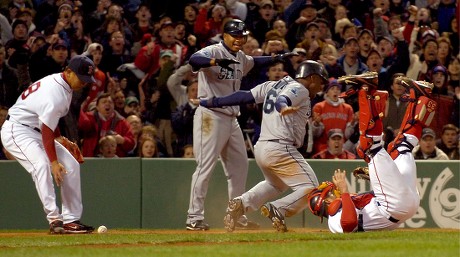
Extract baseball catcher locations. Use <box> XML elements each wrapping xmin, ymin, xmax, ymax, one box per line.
<box><xmin>307</xmin><ymin>73</ymin><xmax>437</xmax><ymax>233</ymax></box>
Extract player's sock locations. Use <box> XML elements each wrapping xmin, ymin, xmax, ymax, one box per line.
<box><xmin>357</xmin><ymin>89</ymin><xmax>387</xmax><ymax>162</ymax></box>
<box><xmin>387</xmin><ymin>78</ymin><xmax>437</xmax><ymax>159</ymax></box>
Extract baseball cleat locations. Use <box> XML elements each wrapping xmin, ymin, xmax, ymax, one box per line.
<box><xmin>223</xmin><ymin>198</ymin><xmax>245</xmax><ymax>232</ymax></box>
<box><xmin>63</xmin><ymin>220</ymin><xmax>94</xmax><ymax>234</ymax></box>
<box><xmin>235</xmin><ymin>220</ymin><xmax>260</xmax><ymax>230</ymax></box>
<box><xmin>49</xmin><ymin>220</ymin><xmax>65</xmax><ymax>234</ymax></box>
<box><xmin>186</xmin><ymin>220</ymin><xmax>210</xmax><ymax>231</ymax></box>
<box><xmin>397</xmin><ymin>77</ymin><xmax>433</xmax><ymax>99</ymax></box>
<box><xmin>337</xmin><ymin>71</ymin><xmax>379</xmax><ymax>98</ymax></box>
<box><xmin>261</xmin><ymin>203</ymin><xmax>287</xmax><ymax>232</ymax></box>
<box><xmin>352</xmin><ymin>166</ymin><xmax>370</xmax><ymax>180</ymax></box>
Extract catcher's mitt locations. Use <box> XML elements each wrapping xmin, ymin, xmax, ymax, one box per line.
<box><xmin>56</xmin><ymin>136</ymin><xmax>84</xmax><ymax>163</ymax></box>
<box><xmin>352</xmin><ymin>166</ymin><xmax>370</xmax><ymax>180</ymax></box>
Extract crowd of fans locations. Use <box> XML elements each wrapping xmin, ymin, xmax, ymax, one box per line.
<box><xmin>0</xmin><ymin>0</ymin><xmax>458</xmax><ymax>160</ymax></box>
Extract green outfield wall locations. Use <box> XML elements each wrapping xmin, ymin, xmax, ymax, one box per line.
<box><xmin>0</xmin><ymin>159</ymin><xmax>458</xmax><ymax>230</ymax></box>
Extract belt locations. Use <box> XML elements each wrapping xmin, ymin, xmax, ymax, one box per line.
<box><xmin>267</xmin><ymin>139</ymin><xmax>295</xmax><ymax>146</ymax></box>
<box><xmin>376</xmin><ymin>201</ymin><xmax>400</xmax><ymax>223</ymax></box>
<box><xmin>6</xmin><ymin>115</ymin><xmax>41</xmax><ymax>133</ymax></box>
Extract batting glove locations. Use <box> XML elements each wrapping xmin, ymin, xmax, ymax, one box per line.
<box><xmin>215</xmin><ymin>58</ymin><xmax>240</xmax><ymax>71</ymax></box>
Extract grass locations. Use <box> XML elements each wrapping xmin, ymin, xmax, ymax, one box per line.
<box><xmin>0</xmin><ymin>228</ymin><xmax>458</xmax><ymax>257</ymax></box>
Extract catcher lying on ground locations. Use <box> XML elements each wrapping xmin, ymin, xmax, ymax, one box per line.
<box><xmin>307</xmin><ymin>73</ymin><xmax>437</xmax><ymax>233</ymax></box>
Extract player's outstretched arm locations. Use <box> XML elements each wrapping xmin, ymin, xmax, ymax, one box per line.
<box><xmin>198</xmin><ymin>91</ymin><xmax>255</xmax><ymax>108</ymax></box>
<box><xmin>189</xmin><ymin>52</ymin><xmax>239</xmax><ymax>71</ymax></box>
<box><xmin>42</xmin><ymin>124</ymin><xmax>67</xmax><ymax>186</ymax></box>
<box><xmin>333</xmin><ymin>170</ymin><xmax>358</xmax><ymax>232</ymax></box>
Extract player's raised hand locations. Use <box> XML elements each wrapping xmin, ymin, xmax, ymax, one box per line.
<box><xmin>51</xmin><ymin>161</ymin><xmax>67</xmax><ymax>187</ymax></box>
<box><xmin>332</xmin><ymin>169</ymin><xmax>348</xmax><ymax>194</ymax></box>
<box><xmin>214</xmin><ymin>58</ymin><xmax>240</xmax><ymax>71</ymax></box>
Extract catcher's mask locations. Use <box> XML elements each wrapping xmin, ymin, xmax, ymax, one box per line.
<box><xmin>307</xmin><ymin>181</ymin><xmax>340</xmax><ymax>223</ymax></box>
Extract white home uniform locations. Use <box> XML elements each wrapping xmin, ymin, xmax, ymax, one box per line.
<box><xmin>328</xmin><ymin>135</ymin><xmax>420</xmax><ymax>233</ymax></box>
<box><xmin>1</xmin><ymin>73</ymin><xmax>83</xmax><ymax>224</ymax></box>
<box><xmin>187</xmin><ymin>42</ymin><xmax>255</xmax><ymax>223</ymax></box>
<box><xmin>238</xmin><ymin>76</ymin><xmax>318</xmax><ymax>217</ymax></box>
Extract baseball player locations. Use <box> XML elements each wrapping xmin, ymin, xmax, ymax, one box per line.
<box><xmin>307</xmin><ymin>73</ymin><xmax>437</xmax><ymax>233</ymax></box>
<box><xmin>1</xmin><ymin>55</ymin><xmax>96</xmax><ymax>234</ymax></box>
<box><xmin>186</xmin><ymin>19</ymin><xmax>295</xmax><ymax>231</ymax></box>
<box><xmin>196</xmin><ymin>60</ymin><xmax>328</xmax><ymax>232</ymax></box>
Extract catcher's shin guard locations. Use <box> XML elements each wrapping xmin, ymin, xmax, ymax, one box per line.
<box><xmin>356</xmin><ymin>88</ymin><xmax>388</xmax><ymax>162</ymax></box>
<box><xmin>387</xmin><ymin>79</ymin><xmax>437</xmax><ymax>159</ymax></box>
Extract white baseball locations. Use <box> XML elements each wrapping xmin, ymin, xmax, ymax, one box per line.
<box><xmin>97</xmin><ymin>225</ymin><xmax>107</xmax><ymax>233</ymax></box>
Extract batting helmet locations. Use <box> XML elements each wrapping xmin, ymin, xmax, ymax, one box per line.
<box><xmin>307</xmin><ymin>181</ymin><xmax>340</xmax><ymax>222</ymax></box>
<box><xmin>223</xmin><ymin>19</ymin><xmax>250</xmax><ymax>37</ymax></box>
<box><xmin>295</xmin><ymin>60</ymin><xmax>328</xmax><ymax>82</ymax></box>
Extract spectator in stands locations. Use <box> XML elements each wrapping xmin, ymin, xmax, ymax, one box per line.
<box><xmin>226</xmin><ymin>0</ymin><xmax>248</xmax><ymax>21</ymax></box>
<box><xmin>336</xmin><ymin>37</ymin><xmax>368</xmax><ymax>78</ymax></box>
<box><xmin>318</xmin><ymin>0</ymin><xmax>341</xmax><ymax>29</ymax></box>
<box><xmin>171</xmin><ymin>80</ymin><xmax>198</xmax><ymax>157</ymax></box>
<box><xmin>167</xmin><ymin>63</ymin><xmax>197</xmax><ymax>107</ymax></box>
<box><xmin>78</xmin><ymin>93</ymin><xmax>135</xmax><ymax>157</ymax></box>
<box><xmin>183</xmin><ymin>4</ymin><xmax>198</xmax><ymax>36</ymax></box>
<box><xmin>416</xmin><ymin>38</ymin><xmax>441</xmax><ymax>82</ymax></box>
<box><xmin>413</xmin><ymin>128</ymin><xmax>449</xmax><ymax>160</ymax></box>
<box><xmin>5</xmin><ymin>19</ymin><xmax>30</xmax><ymax>72</ymax></box>
<box><xmin>319</xmin><ymin>43</ymin><xmax>345</xmax><ymax>79</ymax></box>
<box><xmin>447</xmin><ymin>55</ymin><xmax>459</xmax><ymax>91</ymax></box>
<box><xmin>82</xmin><ymin>43</ymin><xmax>106</xmax><ymax>108</ymax></box>
<box><xmin>182</xmin><ymin>144</ymin><xmax>194</xmax><ymax>158</ymax></box>
<box><xmin>437</xmin><ymin>124</ymin><xmax>460</xmax><ymax>160</ymax></box>
<box><xmin>252</xmin><ymin>0</ymin><xmax>277</xmax><ymax>46</ymax></box>
<box><xmin>332</xmin><ymin>18</ymin><xmax>352</xmax><ymax>46</ymax></box>
<box><xmin>16</xmin><ymin>8</ymin><xmax>37</xmax><ymax>35</ymax></box>
<box><xmin>272</xmin><ymin>19</ymin><xmax>288</xmax><ymax>39</ymax></box>
<box><xmin>111</xmin><ymin>88</ymin><xmax>127</xmax><ymax>117</ymax></box>
<box><xmin>0</xmin><ymin>44</ymin><xmax>20</xmax><ymax>108</ymax></box>
<box><xmin>285</xmin><ymin>47</ymin><xmax>307</xmax><ymax>78</ymax></box>
<box><xmin>284</xmin><ymin>1</ymin><xmax>319</xmax><ymax>49</ymax></box>
<box><xmin>312</xmin><ymin>128</ymin><xmax>356</xmax><ymax>159</ymax></box>
<box><xmin>194</xmin><ymin>2</ymin><xmax>227</xmax><ymax>47</ymax></box>
<box><xmin>99</xmin><ymin>30</ymin><xmax>132</xmax><ymax>77</ymax></box>
<box><xmin>296</xmin><ymin>22</ymin><xmax>327</xmax><ymax>61</ymax></box>
<box><xmin>126</xmin><ymin>114</ymin><xmax>143</xmax><ymax>157</ymax></box>
<box><xmin>124</xmin><ymin>96</ymin><xmax>140</xmax><ymax>117</ymax></box>
<box><xmin>135</xmin><ymin>21</ymin><xmax>187</xmax><ymax>77</ymax></box>
<box><xmin>312</xmin><ymin>79</ymin><xmax>355</xmax><ymax>153</ymax></box>
<box><xmin>139</xmin><ymin>137</ymin><xmax>159</xmax><ymax>158</ymax></box>
<box><xmin>357</xmin><ymin>29</ymin><xmax>375</xmax><ymax>64</ymax></box>
<box><xmin>138</xmin><ymin>124</ymin><xmax>168</xmax><ymax>157</ymax></box>
<box><xmin>98</xmin><ymin>135</ymin><xmax>118</xmax><ymax>158</ymax></box>
<box><xmin>129</xmin><ymin>3</ymin><xmax>154</xmax><ymax>56</ymax></box>
<box><xmin>431</xmin><ymin>65</ymin><xmax>449</xmax><ymax>96</ymax></box>
<box><xmin>29</xmin><ymin>38</ymin><xmax>68</xmax><ymax>82</ymax></box>
<box><xmin>437</xmin><ymin>37</ymin><xmax>453</xmax><ymax>68</ymax></box>
<box><xmin>383</xmin><ymin>73</ymin><xmax>407</xmax><ymax>134</ymax></box>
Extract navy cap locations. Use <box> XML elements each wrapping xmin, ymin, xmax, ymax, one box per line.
<box><xmin>68</xmin><ymin>55</ymin><xmax>96</xmax><ymax>83</ymax></box>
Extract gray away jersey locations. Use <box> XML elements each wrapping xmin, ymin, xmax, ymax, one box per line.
<box><xmin>250</xmin><ymin>76</ymin><xmax>311</xmax><ymax>147</ymax></box>
<box><xmin>196</xmin><ymin>42</ymin><xmax>254</xmax><ymax>116</ymax></box>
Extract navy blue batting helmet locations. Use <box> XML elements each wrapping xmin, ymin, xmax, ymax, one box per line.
<box><xmin>223</xmin><ymin>19</ymin><xmax>250</xmax><ymax>37</ymax></box>
<box><xmin>295</xmin><ymin>60</ymin><xmax>328</xmax><ymax>82</ymax></box>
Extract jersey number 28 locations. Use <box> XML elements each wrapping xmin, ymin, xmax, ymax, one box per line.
<box><xmin>21</xmin><ymin>82</ymin><xmax>41</xmax><ymax>100</ymax></box>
